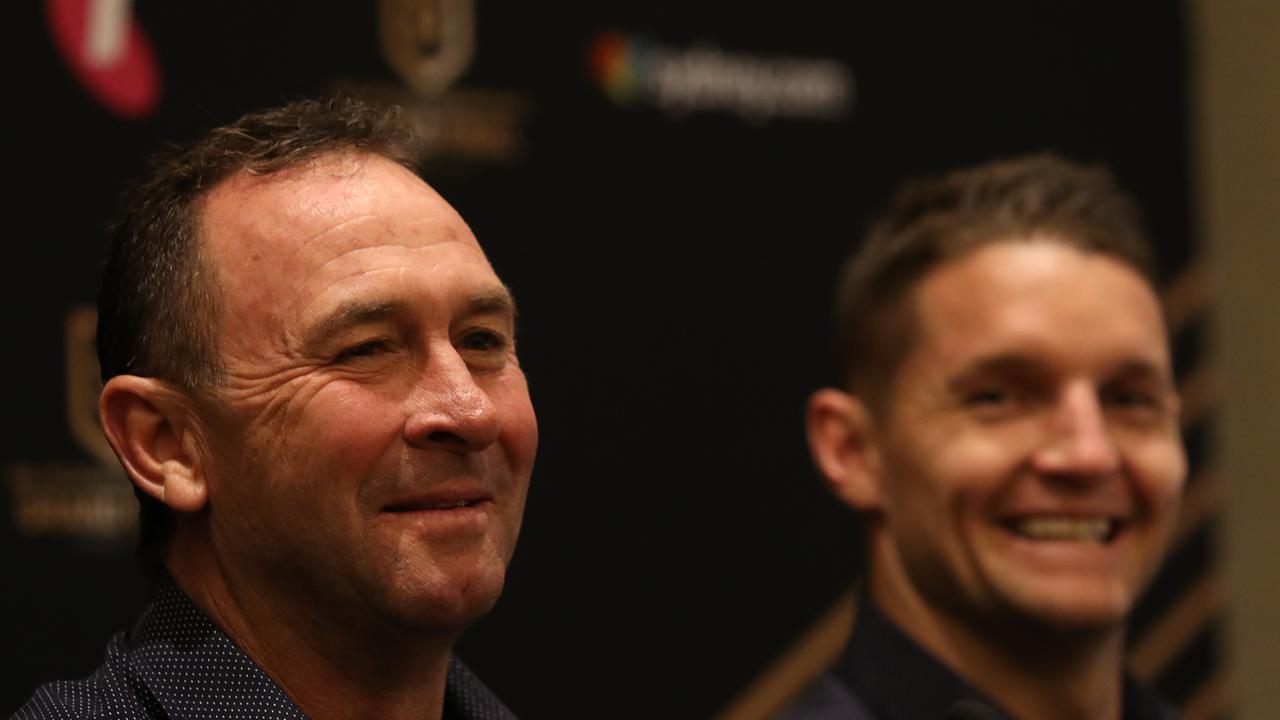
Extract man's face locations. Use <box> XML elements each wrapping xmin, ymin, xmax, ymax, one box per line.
<box><xmin>192</xmin><ymin>152</ymin><xmax>537</xmax><ymax>634</ymax></box>
<box><xmin>868</xmin><ymin>241</ymin><xmax>1184</xmax><ymax>631</ymax></box>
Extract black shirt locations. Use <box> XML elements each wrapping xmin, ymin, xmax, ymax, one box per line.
<box><xmin>780</xmin><ymin>599</ymin><xmax>1176</xmax><ymax>720</ymax></box>
<box><xmin>13</xmin><ymin>579</ymin><xmax>517</xmax><ymax>720</ymax></box>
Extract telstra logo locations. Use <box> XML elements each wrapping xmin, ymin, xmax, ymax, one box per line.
<box><xmin>588</xmin><ymin>31</ymin><xmax>853</xmax><ymax>123</ymax></box>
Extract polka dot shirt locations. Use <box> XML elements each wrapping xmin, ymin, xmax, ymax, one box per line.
<box><xmin>13</xmin><ymin>580</ymin><xmax>518</xmax><ymax>720</ymax></box>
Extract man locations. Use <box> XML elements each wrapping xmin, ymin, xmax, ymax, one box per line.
<box><xmin>786</xmin><ymin>156</ymin><xmax>1184</xmax><ymax>719</ymax></box>
<box><xmin>16</xmin><ymin>97</ymin><xmax>537</xmax><ymax>720</ymax></box>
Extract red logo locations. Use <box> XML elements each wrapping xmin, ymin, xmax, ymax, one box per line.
<box><xmin>45</xmin><ymin>0</ymin><xmax>162</xmax><ymax>119</ymax></box>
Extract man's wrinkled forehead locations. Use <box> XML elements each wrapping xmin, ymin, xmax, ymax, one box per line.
<box><xmin>203</xmin><ymin>153</ymin><xmax>459</xmax><ymax>246</ymax></box>
<box><xmin>190</xmin><ymin>154</ymin><xmax>498</xmax><ymax>370</ymax></box>
<box><xmin>199</xmin><ymin>153</ymin><xmax>480</xmax><ymax>288</ymax></box>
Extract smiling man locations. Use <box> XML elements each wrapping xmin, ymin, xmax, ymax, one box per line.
<box><xmin>16</xmin><ymin>98</ymin><xmax>536</xmax><ymax>720</ymax></box>
<box><xmin>786</xmin><ymin>156</ymin><xmax>1184</xmax><ymax>720</ymax></box>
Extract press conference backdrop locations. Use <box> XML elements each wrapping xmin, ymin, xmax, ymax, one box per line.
<box><xmin>3</xmin><ymin>2</ymin><xmax>1224</xmax><ymax>718</ymax></box>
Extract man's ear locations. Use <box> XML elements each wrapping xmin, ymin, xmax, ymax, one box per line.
<box><xmin>806</xmin><ymin>388</ymin><xmax>885</xmax><ymax>512</ymax></box>
<box><xmin>99</xmin><ymin>376</ymin><xmax>209</xmax><ymax>513</ymax></box>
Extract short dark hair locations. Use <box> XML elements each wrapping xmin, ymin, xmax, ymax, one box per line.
<box><xmin>834</xmin><ymin>154</ymin><xmax>1157</xmax><ymax>410</ymax></box>
<box><xmin>97</xmin><ymin>96</ymin><xmax>422</xmax><ymax>576</ymax></box>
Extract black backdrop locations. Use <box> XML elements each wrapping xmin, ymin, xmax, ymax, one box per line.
<box><xmin>4</xmin><ymin>2</ymin><xmax>1204</xmax><ymax>718</ymax></box>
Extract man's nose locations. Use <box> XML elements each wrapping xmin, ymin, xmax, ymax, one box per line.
<box><xmin>403</xmin><ymin>346</ymin><xmax>500</xmax><ymax>452</ymax></box>
<box><xmin>1032</xmin><ymin>384</ymin><xmax>1121</xmax><ymax>477</ymax></box>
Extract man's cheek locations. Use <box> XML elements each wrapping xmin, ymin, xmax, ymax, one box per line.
<box><xmin>1133</xmin><ymin>444</ymin><xmax>1187</xmax><ymax>511</ymax></box>
<box><xmin>296</xmin><ymin>392</ymin><xmax>401</xmax><ymax>479</ymax></box>
<box><xmin>492</xmin><ymin>392</ymin><xmax>538</xmax><ymax>466</ymax></box>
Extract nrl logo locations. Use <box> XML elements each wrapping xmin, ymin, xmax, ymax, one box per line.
<box><xmin>336</xmin><ymin>0</ymin><xmax>527</xmax><ymax>165</ymax></box>
<box><xmin>380</xmin><ymin>0</ymin><xmax>475</xmax><ymax>97</ymax></box>
<box><xmin>66</xmin><ymin>307</ymin><xmax>118</xmax><ymax>467</ymax></box>
<box><xmin>5</xmin><ymin>306</ymin><xmax>136</xmax><ymax>542</ymax></box>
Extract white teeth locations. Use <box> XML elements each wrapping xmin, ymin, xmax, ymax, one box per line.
<box><xmin>422</xmin><ymin>500</ymin><xmax>470</xmax><ymax>510</ymax></box>
<box><xmin>1015</xmin><ymin>517</ymin><xmax>1112</xmax><ymax>542</ymax></box>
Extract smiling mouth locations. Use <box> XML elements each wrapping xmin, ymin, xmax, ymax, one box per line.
<box><xmin>1008</xmin><ymin>516</ymin><xmax>1120</xmax><ymax>543</ymax></box>
<box><xmin>384</xmin><ymin>498</ymin><xmax>487</xmax><ymax>513</ymax></box>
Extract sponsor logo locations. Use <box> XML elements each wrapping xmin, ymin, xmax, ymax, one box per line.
<box><xmin>5</xmin><ymin>306</ymin><xmax>136</xmax><ymax>542</ymax></box>
<box><xmin>8</xmin><ymin>462</ymin><xmax>134</xmax><ymax>540</ymax></box>
<box><xmin>336</xmin><ymin>0</ymin><xmax>527</xmax><ymax>164</ymax></box>
<box><xmin>380</xmin><ymin>0</ymin><xmax>475</xmax><ymax>97</ymax></box>
<box><xmin>590</xmin><ymin>32</ymin><xmax>644</xmax><ymax>106</ymax></box>
<box><xmin>44</xmin><ymin>0</ymin><xmax>162</xmax><ymax>119</ymax></box>
<box><xmin>589</xmin><ymin>31</ymin><xmax>854</xmax><ymax>122</ymax></box>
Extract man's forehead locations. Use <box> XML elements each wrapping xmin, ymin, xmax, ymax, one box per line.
<box><xmin>906</xmin><ymin>241</ymin><xmax>1170</xmax><ymax>367</ymax></box>
<box><xmin>199</xmin><ymin>153</ymin><xmax>479</xmax><ymax>273</ymax></box>
<box><xmin>919</xmin><ymin>241</ymin><xmax>1160</xmax><ymax>315</ymax></box>
<box><xmin>205</xmin><ymin>153</ymin><xmax>450</xmax><ymax>232</ymax></box>
<box><xmin>194</xmin><ymin>151</ymin><xmax>496</xmax><ymax>345</ymax></box>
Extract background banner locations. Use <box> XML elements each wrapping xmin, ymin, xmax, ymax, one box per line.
<box><xmin>4</xmin><ymin>2</ymin><xmax>1218</xmax><ymax>717</ymax></box>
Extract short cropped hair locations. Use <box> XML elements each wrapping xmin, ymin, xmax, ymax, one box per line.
<box><xmin>97</xmin><ymin>96</ymin><xmax>422</xmax><ymax>576</ymax></box>
<box><xmin>834</xmin><ymin>154</ymin><xmax>1157</xmax><ymax>410</ymax></box>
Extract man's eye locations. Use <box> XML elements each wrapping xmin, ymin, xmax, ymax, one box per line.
<box><xmin>960</xmin><ymin>384</ymin><xmax>1036</xmax><ymax>421</ymax></box>
<box><xmin>335</xmin><ymin>339</ymin><xmax>391</xmax><ymax>362</ymax></box>
<box><xmin>1110</xmin><ymin>391</ymin><xmax>1154</xmax><ymax>407</ymax></box>
<box><xmin>460</xmin><ymin>330</ymin><xmax>507</xmax><ymax>352</ymax></box>
<box><xmin>1105</xmin><ymin>387</ymin><xmax>1162</xmax><ymax>411</ymax></box>
<box><xmin>966</xmin><ymin>388</ymin><xmax>1011</xmax><ymax>406</ymax></box>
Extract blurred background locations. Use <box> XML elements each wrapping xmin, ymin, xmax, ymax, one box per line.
<box><xmin>3</xmin><ymin>1</ymin><xmax>1275</xmax><ymax>718</ymax></box>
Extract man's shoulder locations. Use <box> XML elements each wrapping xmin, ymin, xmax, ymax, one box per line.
<box><xmin>13</xmin><ymin>583</ymin><xmax>519</xmax><ymax>720</ymax></box>
<box><xmin>11</xmin><ymin>581</ymin><xmax>305</xmax><ymax>720</ymax></box>
<box><xmin>444</xmin><ymin>656</ymin><xmax>519</xmax><ymax>720</ymax></box>
<box><xmin>13</xmin><ymin>681</ymin><xmax>93</xmax><ymax>720</ymax></box>
<box><xmin>774</xmin><ymin>670</ymin><xmax>877</xmax><ymax>720</ymax></box>
<box><xmin>1123</xmin><ymin>675</ymin><xmax>1180</xmax><ymax>720</ymax></box>
<box><xmin>16</xmin><ymin>679</ymin><xmax>125</xmax><ymax>720</ymax></box>
<box><xmin>775</xmin><ymin>598</ymin><xmax>1008</xmax><ymax>720</ymax></box>
<box><xmin>12</xmin><ymin>632</ymin><xmax>160</xmax><ymax>720</ymax></box>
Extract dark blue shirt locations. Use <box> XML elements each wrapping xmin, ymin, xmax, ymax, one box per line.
<box><xmin>779</xmin><ymin>598</ymin><xmax>1177</xmax><ymax>720</ymax></box>
<box><xmin>13</xmin><ymin>579</ymin><xmax>516</xmax><ymax>720</ymax></box>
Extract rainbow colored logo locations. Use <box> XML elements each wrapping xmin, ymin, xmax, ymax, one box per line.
<box><xmin>589</xmin><ymin>31</ymin><xmax>647</xmax><ymax>105</ymax></box>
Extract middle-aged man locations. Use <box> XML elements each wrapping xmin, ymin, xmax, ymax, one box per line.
<box><xmin>783</xmin><ymin>155</ymin><xmax>1185</xmax><ymax>720</ymax></box>
<box><xmin>16</xmin><ymin>98</ymin><xmax>537</xmax><ymax>720</ymax></box>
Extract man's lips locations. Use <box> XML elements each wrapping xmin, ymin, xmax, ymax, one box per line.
<box><xmin>377</xmin><ymin>490</ymin><xmax>494</xmax><ymax>538</ymax></box>
<box><xmin>381</xmin><ymin>488</ymin><xmax>494</xmax><ymax>513</ymax></box>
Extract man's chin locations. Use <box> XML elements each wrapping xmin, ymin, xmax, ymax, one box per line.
<box><xmin>998</xmin><ymin>581</ymin><xmax>1136</xmax><ymax>634</ymax></box>
<box><xmin>976</xmin><ymin>548</ymin><xmax>1148</xmax><ymax>631</ymax></box>
<box><xmin>373</xmin><ymin>562</ymin><xmax>509</xmax><ymax>634</ymax></box>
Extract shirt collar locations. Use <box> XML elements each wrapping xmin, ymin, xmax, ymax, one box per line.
<box><xmin>836</xmin><ymin>598</ymin><xmax>1012</xmax><ymax>720</ymax></box>
<box><xmin>125</xmin><ymin>578</ymin><xmax>516</xmax><ymax>720</ymax></box>
<box><xmin>127</xmin><ymin>578</ymin><xmax>308</xmax><ymax>719</ymax></box>
<box><xmin>834</xmin><ymin>598</ymin><xmax>1174</xmax><ymax>720</ymax></box>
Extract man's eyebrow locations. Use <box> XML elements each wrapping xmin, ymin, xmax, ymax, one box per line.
<box><xmin>469</xmin><ymin>286</ymin><xmax>518</xmax><ymax>319</ymax></box>
<box><xmin>946</xmin><ymin>353</ymin><xmax>1049</xmax><ymax>389</ymax></box>
<box><xmin>946</xmin><ymin>352</ymin><xmax>1174</xmax><ymax>389</ymax></box>
<box><xmin>301</xmin><ymin>300</ymin><xmax>399</xmax><ymax>349</ymax></box>
<box><xmin>1107</xmin><ymin>358</ymin><xmax>1176</xmax><ymax>386</ymax></box>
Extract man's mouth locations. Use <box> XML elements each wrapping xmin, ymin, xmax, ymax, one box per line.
<box><xmin>1008</xmin><ymin>516</ymin><xmax>1119</xmax><ymax>543</ymax></box>
<box><xmin>383</xmin><ymin>495</ymin><xmax>490</xmax><ymax>513</ymax></box>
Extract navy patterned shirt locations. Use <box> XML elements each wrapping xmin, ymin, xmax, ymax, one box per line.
<box><xmin>12</xmin><ymin>580</ymin><xmax>517</xmax><ymax>720</ymax></box>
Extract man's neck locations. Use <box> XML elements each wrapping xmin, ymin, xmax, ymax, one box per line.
<box><xmin>870</xmin><ymin>564</ymin><xmax>1127</xmax><ymax>720</ymax></box>
<box><xmin>167</xmin><ymin>541</ymin><xmax>457</xmax><ymax>720</ymax></box>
